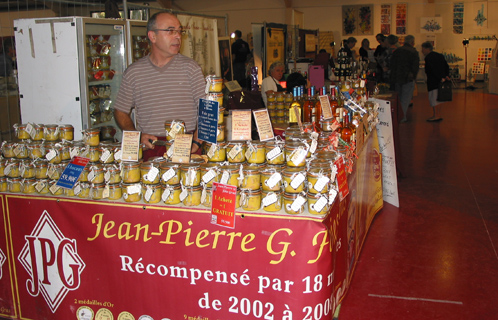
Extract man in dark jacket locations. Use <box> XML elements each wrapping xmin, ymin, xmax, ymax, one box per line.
<box><xmin>390</xmin><ymin>35</ymin><xmax>419</xmax><ymax>122</ymax></box>
<box><xmin>231</xmin><ymin>30</ymin><xmax>251</xmax><ymax>88</ymax></box>
<box><xmin>422</xmin><ymin>41</ymin><xmax>450</xmax><ymax>122</ymax></box>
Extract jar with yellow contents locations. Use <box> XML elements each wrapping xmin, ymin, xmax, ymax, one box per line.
<box><xmin>307</xmin><ymin>192</ymin><xmax>330</xmax><ymax>215</ymax></box>
<box><xmin>0</xmin><ymin>177</ymin><xmax>7</xmax><ymax>192</ymax></box>
<box><xmin>239</xmin><ymin>164</ymin><xmax>261</xmax><ymax>190</ymax></box>
<box><xmin>284</xmin><ymin>92</ymin><xmax>293</xmax><ymax>104</ymax></box>
<box><xmin>180</xmin><ymin>163</ymin><xmax>201</xmax><ymax>187</ymax></box>
<box><xmin>275</xmin><ymin>92</ymin><xmax>284</xmax><ymax>103</ymax></box>
<box><xmin>218</xmin><ymin>165</ymin><xmax>240</xmax><ymax>187</ymax></box>
<box><xmin>31</xmin><ymin>124</ymin><xmax>45</xmax><ymax>141</ymax></box>
<box><xmin>206</xmin><ymin>92</ymin><xmax>223</xmax><ymax>107</ymax></box>
<box><xmin>276</xmin><ymin>103</ymin><xmax>286</xmax><ymax>117</ymax></box>
<box><xmin>226</xmin><ymin>141</ymin><xmax>246</xmax><ymax>163</ymax></box>
<box><xmin>77</xmin><ymin>182</ymin><xmax>91</xmax><ymax>198</ymax></box>
<box><xmin>122</xmin><ymin>182</ymin><xmax>142</xmax><ymax>202</ymax></box>
<box><xmin>218</xmin><ymin>107</ymin><xmax>226</xmax><ymax>125</ymax></box>
<box><xmin>267</xmin><ymin>93</ymin><xmax>276</xmax><ymax>103</ymax></box>
<box><xmin>34</xmin><ymin>159</ymin><xmax>49</xmax><ymax>179</ymax></box>
<box><xmin>307</xmin><ymin>167</ymin><xmax>332</xmax><ymax>194</ymax></box>
<box><xmin>265</xmin><ymin>140</ymin><xmax>285</xmax><ymax>165</ymax></box>
<box><xmin>239</xmin><ymin>188</ymin><xmax>262</xmax><ymax>211</ymax></box>
<box><xmin>200</xmin><ymin>162</ymin><xmax>221</xmax><ymax>187</ymax></box>
<box><xmin>165</xmin><ymin>120</ymin><xmax>186</xmax><ymax>141</ymax></box>
<box><xmin>181</xmin><ymin>185</ymin><xmax>203</xmax><ymax>206</ymax></box>
<box><xmin>267</xmin><ymin>101</ymin><xmax>276</xmax><ymax>110</ymax></box>
<box><xmin>13</xmin><ymin>142</ymin><xmax>29</xmax><ymax>159</ymax></box>
<box><xmin>86</xmin><ymin>163</ymin><xmax>105</xmax><ymax>184</ymax></box>
<box><xmin>162</xmin><ymin>184</ymin><xmax>182</xmax><ymax>205</ymax></box>
<box><xmin>59</xmin><ymin>124</ymin><xmax>74</xmax><ymax>141</ymax></box>
<box><xmin>59</xmin><ymin>142</ymin><xmax>72</xmax><ymax>161</ymax></box>
<box><xmin>204</xmin><ymin>142</ymin><xmax>226</xmax><ymax>162</ymax></box>
<box><xmin>246</xmin><ymin>141</ymin><xmax>266</xmax><ymax>164</ymax></box>
<box><xmin>44</xmin><ymin>143</ymin><xmax>62</xmax><ymax>164</ymax></box>
<box><xmin>19</xmin><ymin>160</ymin><xmax>35</xmax><ymax>179</ymax></box>
<box><xmin>2</xmin><ymin>141</ymin><xmax>16</xmax><ymax>158</ymax></box>
<box><xmin>23</xmin><ymin>178</ymin><xmax>38</xmax><ymax>194</ymax></box>
<box><xmin>200</xmin><ymin>186</ymin><xmax>212</xmax><ymax>207</ymax></box>
<box><xmin>89</xmin><ymin>183</ymin><xmax>105</xmax><ymax>200</ymax></box>
<box><xmin>142</xmin><ymin>184</ymin><xmax>162</xmax><ymax>204</ymax></box>
<box><xmin>282</xmin><ymin>167</ymin><xmax>307</xmax><ymax>194</ymax></box>
<box><xmin>14</xmin><ymin>123</ymin><xmax>30</xmax><ymax>140</ymax></box>
<box><xmin>107</xmin><ymin>184</ymin><xmax>123</xmax><ymax>200</ymax></box>
<box><xmin>283</xmin><ymin>192</ymin><xmax>307</xmax><ymax>215</ymax></box>
<box><xmin>159</xmin><ymin>162</ymin><xmax>181</xmax><ymax>185</ymax></box>
<box><xmin>5</xmin><ymin>158</ymin><xmax>20</xmax><ymax>178</ymax></box>
<box><xmin>47</xmin><ymin>162</ymin><xmax>63</xmax><ymax>180</ymax></box>
<box><xmin>83</xmin><ymin>128</ymin><xmax>101</xmax><ymax>147</ymax></box>
<box><xmin>99</xmin><ymin>142</ymin><xmax>115</xmax><ymax>164</ymax></box>
<box><xmin>217</xmin><ymin>124</ymin><xmax>225</xmax><ymax>142</ymax></box>
<box><xmin>140</xmin><ymin>161</ymin><xmax>161</xmax><ymax>185</ymax></box>
<box><xmin>206</xmin><ymin>75</ymin><xmax>223</xmax><ymax>93</ymax></box>
<box><xmin>261</xmin><ymin>189</ymin><xmax>283</xmax><ymax>212</ymax></box>
<box><xmin>284</xmin><ymin>142</ymin><xmax>308</xmax><ymax>167</ymax></box>
<box><xmin>64</xmin><ymin>182</ymin><xmax>78</xmax><ymax>197</ymax></box>
<box><xmin>34</xmin><ymin>179</ymin><xmax>49</xmax><ymax>194</ymax></box>
<box><xmin>103</xmin><ymin>164</ymin><xmax>121</xmax><ymax>184</ymax></box>
<box><xmin>0</xmin><ymin>159</ymin><xmax>5</xmax><ymax>177</ymax></box>
<box><xmin>48</xmin><ymin>180</ymin><xmax>64</xmax><ymax>196</ymax></box>
<box><xmin>43</xmin><ymin>124</ymin><xmax>60</xmax><ymax>141</ymax></box>
<box><xmin>260</xmin><ymin>164</ymin><xmax>283</xmax><ymax>192</ymax></box>
<box><xmin>121</xmin><ymin>161</ymin><xmax>142</xmax><ymax>183</ymax></box>
<box><xmin>7</xmin><ymin>177</ymin><xmax>23</xmax><ymax>193</ymax></box>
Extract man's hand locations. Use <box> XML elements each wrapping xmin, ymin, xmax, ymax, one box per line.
<box><xmin>141</xmin><ymin>133</ymin><xmax>158</xmax><ymax>150</ymax></box>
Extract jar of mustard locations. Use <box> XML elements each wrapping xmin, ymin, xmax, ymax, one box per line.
<box><xmin>90</xmin><ymin>183</ymin><xmax>105</xmax><ymax>200</ymax></box>
<box><xmin>44</xmin><ymin>124</ymin><xmax>60</xmax><ymax>141</ymax></box>
<box><xmin>19</xmin><ymin>160</ymin><xmax>35</xmax><ymax>179</ymax></box>
<box><xmin>142</xmin><ymin>183</ymin><xmax>162</xmax><ymax>204</ymax></box>
<box><xmin>226</xmin><ymin>141</ymin><xmax>246</xmax><ymax>163</ymax></box>
<box><xmin>265</xmin><ymin>140</ymin><xmax>285</xmax><ymax>165</ymax></box>
<box><xmin>99</xmin><ymin>142</ymin><xmax>115</xmax><ymax>164</ymax></box>
<box><xmin>77</xmin><ymin>182</ymin><xmax>91</xmax><ymax>198</ymax></box>
<box><xmin>205</xmin><ymin>142</ymin><xmax>226</xmax><ymax>162</ymax></box>
<box><xmin>34</xmin><ymin>159</ymin><xmax>49</xmax><ymax>179</ymax></box>
<box><xmin>239</xmin><ymin>188</ymin><xmax>262</xmax><ymax>211</ymax></box>
<box><xmin>85</xmin><ymin>163</ymin><xmax>104</xmax><ymax>184</ymax></box>
<box><xmin>206</xmin><ymin>75</ymin><xmax>223</xmax><ymax>93</ymax></box>
<box><xmin>206</xmin><ymin>92</ymin><xmax>224</xmax><ymax>107</ymax></box>
<box><xmin>0</xmin><ymin>159</ymin><xmax>5</xmax><ymax>177</ymax></box>
<box><xmin>246</xmin><ymin>141</ymin><xmax>266</xmax><ymax>164</ymax></box>
<box><xmin>31</xmin><ymin>124</ymin><xmax>45</xmax><ymax>141</ymax></box>
<box><xmin>218</xmin><ymin>107</ymin><xmax>225</xmax><ymax>124</ymax></box>
<box><xmin>59</xmin><ymin>142</ymin><xmax>72</xmax><ymax>161</ymax></box>
<box><xmin>48</xmin><ymin>179</ymin><xmax>64</xmax><ymax>196</ymax></box>
<box><xmin>201</xmin><ymin>186</ymin><xmax>212</xmax><ymax>207</ymax></box>
<box><xmin>107</xmin><ymin>184</ymin><xmax>123</xmax><ymax>200</ymax></box>
<box><xmin>59</xmin><ymin>124</ymin><xmax>74</xmax><ymax>141</ymax></box>
<box><xmin>44</xmin><ymin>143</ymin><xmax>62</xmax><ymax>164</ymax></box>
<box><xmin>165</xmin><ymin>120</ymin><xmax>186</xmax><ymax>141</ymax></box>
<box><xmin>285</xmin><ymin>142</ymin><xmax>308</xmax><ymax>167</ymax></box>
<box><xmin>275</xmin><ymin>92</ymin><xmax>284</xmax><ymax>102</ymax></box>
<box><xmin>260</xmin><ymin>164</ymin><xmax>283</xmax><ymax>192</ymax></box>
<box><xmin>267</xmin><ymin>101</ymin><xmax>276</xmax><ymax>110</ymax></box>
<box><xmin>7</xmin><ymin>177</ymin><xmax>23</xmax><ymax>193</ymax></box>
<box><xmin>262</xmin><ymin>189</ymin><xmax>283</xmax><ymax>212</ymax></box>
<box><xmin>217</xmin><ymin>124</ymin><xmax>225</xmax><ymax>142</ymax></box>
<box><xmin>181</xmin><ymin>185</ymin><xmax>203</xmax><ymax>206</ymax></box>
<box><xmin>239</xmin><ymin>164</ymin><xmax>261</xmax><ymax>190</ymax></box>
<box><xmin>162</xmin><ymin>184</ymin><xmax>182</xmax><ymax>205</ymax></box>
<box><xmin>5</xmin><ymin>158</ymin><xmax>20</xmax><ymax>178</ymax></box>
<box><xmin>218</xmin><ymin>164</ymin><xmax>240</xmax><ymax>187</ymax></box>
<box><xmin>0</xmin><ymin>177</ymin><xmax>7</xmax><ymax>192</ymax></box>
<box><xmin>283</xmin><ymin>192</ymin><xmax>307</xmax><ymax>215</ymax></box>
<box><xmin>180</xmin><ymin>163</ymin><xmax>201</xmax><ymax>187</ymax></box>
<box><xmin>47</xmin><ymin>162</ymin><xmax>63</xmax><ymax>180</ymax></box>
<box><xmin>122</xmin><ymin>182</ymin><xmax>142</xmax><ymax>202</ymax></box>
<box><xmin>282</xmin><ymin>167</ymin><xmax>307</xmax><ymax>194</ymax></box>
<box><xmin>13</xmin><ymin>142</ymin><xmax>29</xmax><ymax>159</ymax></box>
<box><xmin>307</xmin><ymin>192</ymin><xmax>330</xmax><ymax>215</ymax></box>
<box><xmin>200</xmin><ymin>162</ymin><xmax>221</xmax><ymax>187</ymax></box>
<box><xmin>64</xmin><ymin>182</ymin><xmax>78</xmax><ymax>197</ymax></box>
<box><xmin>2</xmin><ymin>141</ymin><xmax>15</xmax><ymax>158</ymax></box>
<box><xmin>141</xmin><ymin>161</ymin><xmax>161</xmax><ymax>185</ymax></box>
<box><xmin>14</xmin><ymin>123</ymin><xmax>30</xmax><ymax>140</ymax></box>
<box><xmin>159</xmin><ymin>162</ymin><xmax>181</xmax><ymax>185</ymax></box>
<box><xmin>83</xmin><ymin>128</ymin><xmax>101</xmax><ymax>147</ymax></box>
<box><xmin>307</xmin><ymin>167</ymin><xmax>331</xmax><ymax>194</ymax></box>
<box><xmin>121</xmin><ymin>161</ymin><xmax>141</xmax><ymax>183</ymax></box>
<box><xmin>26</xmin><ymin>142</ymin><xmax>45</xmax><ymax>161</ymax></box>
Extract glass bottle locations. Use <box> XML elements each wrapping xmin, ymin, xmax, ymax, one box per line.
<box><xmin>314</xmin><ymin>87</ymin><xmax>324</xmax><ymax>123</ymax></box>
<box><xmin>303</xmin><ymin>87</ymin><xmax>314</xmax><ymax>123</ymax></box>
<box><xmin>289</xmin><ymin>87</ymin><xmax>302</xmax><ymax>124</ymax></box>
<box><xmin>340</xmin><ymin>111</ymin><xmax>353</xmax><ymax>143</ymax></box>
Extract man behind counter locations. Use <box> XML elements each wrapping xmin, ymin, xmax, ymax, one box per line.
<box><xmin>114</xmin><ymin>11</ymin><xmax>205</xmax><ymax>160</ymax></box>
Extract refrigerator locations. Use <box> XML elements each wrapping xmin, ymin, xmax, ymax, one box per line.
<box><xmin>14</xmin><ymin>17</ymin><xmax>127</xmax><ymax>140</ymax></box>
<box><xmin>126</xmin><ymin>20</ymin><xmax>150</xmax><ymax>66</ymax></box>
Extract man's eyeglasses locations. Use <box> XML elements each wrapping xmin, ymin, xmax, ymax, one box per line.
<box><xmin>153</xmin><ymin>28</ymin><xmax>186</xmax><ymax>36</ymax></box>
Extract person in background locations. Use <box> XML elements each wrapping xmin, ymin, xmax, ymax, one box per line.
<box><xmin>261</xmin><ymin>61</ymin><xmax>285</xmax><ymax>106</ymax></box>
<box><xmin>374</xmin><ymin>34</ymin><xmax>388</xmax><ymax>82</ymax></box>
<box><xmin>113</xmin><ymin>11</ymin><xmax>205</xmax><ymax>160</ymax></box>
<box><xmin>0</xmin><ymin>38</ymin><xmax>16</xmax><ymax>77</ymax></box>
<box><xmin>389</xmin><ymin>35</ymin><xmax>419</xmax><ymax>123</ymax></box>
<box><xmin>286</xmin><ymin>72</ymin><xmax>307</xmax><ymax>94</ymax></box>
<box><xmin>313</xmin><ymin>49</ymin><xmax>334</xmax><ymax>79</ymax></box>
<box><xmin>343</xmin><ymin>37</ymin><xmax>358</xmax><ymax>59</ymax></box>
<box><xmin>359</xmin><ymin>38</ymin><xmax>371</xmax><ymax>62</ymax></box>
<box><xmin>231</xmin><ymin>30</ymin><xmax>251</xmax><ymax>88</ymax></box>
<box><xmin>421</xmin><ymin>41</ymin><xmax>450</xmax><ymax>122</ymax></box>
<box><xmin>384</xmin><ymin>34</ymin><xmax>399</xmax><ymax>86</ymax></box>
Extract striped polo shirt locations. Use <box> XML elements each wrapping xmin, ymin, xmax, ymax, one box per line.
<box><xmin>114</xmin><ymin>54</ymin><xmax>206</xmax><ymax>136</ymax></box>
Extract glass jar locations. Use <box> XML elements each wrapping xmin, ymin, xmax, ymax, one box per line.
<box><xmin>2</xmin><ymin>142</ymin><xmax>16</xmax><ymax>158</ymax></box>
<box><xmin>262</xmin><ymin>190</ymin><xmax>283</xmax><ymax>212</ymax></box>
<box><xmin>122</xmin><ymin>182</ymin><xmax>142</xmax><ymax>202</ymax></box>
<box><xmin>226</xmin><ymin>141</ymin><xmax>246</xmax><ymax>163</ymax></box>
<box><xmin>218</xmin><ymin>107</ymin><xmax>225</xmax><ymax>124</ymax></box>
<box><xmin>99</xmin><ymin>142</ymin><xmax>115</xmax><ymax>164</ymax></box>
<box><xmin>44</xmin><ymin>124</ymin><xmax>60</xmax><ymax>141</ymax></box>
<box><xmin>239</xmin><ymin>188</ymin><xmax>262</xmax><ymax>211</ymax></box>
<box><xmin>267</xmin><ymin>93</ymin><xmax>276</xmax><ymax>103</ymax></box>
<box><xmin>31</xmin><ymin>124</ymin><xmax>45</xmax><ymax>141</ymax></box>
<box><xmin>0</xmin><ymin>159</ymin><xmax>5</xmax><ymax>177</ymax></box>
<box><xmin>14</xmin><ymin>142</ymin><xmax>29</xmax><ymax>159</ymax></box>
<box><xmin>142</xmin><ymin>184</ymin><xmax>162</xmax><ymax>204</ymax></box>
<box><xmin>44</xmin><ymin>143</ymin><xmax>62</xmax><ymax>164</ymax></box>
<box><xmin>14</xmin><ymin>123</ymin><xmax>30</xmax><ymax>140</ymax></box>
<box><xmin>206</xmin><ymin>92</ymin><xmax>224</xmax><ymax>107</ymax></box>
<box><xmin>140</xmin><ymin>161</ymin><xmax>161</xmax><ymax>185</ymax></box>
<box><xmin>307</xmin><ymin>192</ymin><xmax>330</xmax><ymax>215</ymax></box>
<box><xmin>283</xmin><ymin>192</ymin><xmax>307</xmax><ymax>215</ymax></box>
<box><xmin>77</xmin><ymin>183</ymin><xmax>91</xmax><ymax>198</ymax></box>
<box><xmin>180</xmin><ymin>164</ymin><xmax>201</xmax><ymax>187</ymax></box>
<box><xmin>47</xmin><ymin>162</ymin><xmax>63</xmax><ymax>180</ymax></box>
<box><xmin>165</xmin><ymin>120</ymin><xmax>186</xmax><ymax>141</ymax></box>
<box><xmin>7</xmin><ymin>177</ymin><xmax>23</xmax><ymax>193</ymax></box>
<box><xmin>284</xmin><ymin>92</ymin><xmax>293</xmax><ymax>103</ymax></box>
<box><xmin>204</xmin><ymin>142</ymin><xmax>226</xmax><ymax>162</ymax></box>
<box><xmin>284</xmin><ymin>142</ymin><xmax>308</xmax><ymax>167</ymax></box>
<box><xmin>260</xmin><ymin>164</ymin><xmax>283</xmax><ymax>192</ymax></box>
<box><xmin>85</xmin><ymin>163</ymin><xmax>105</xmax><ymax>184</ymax></box>
<box><xmin>108</xmin><ymin>184</ymin><xmax>123</xmax><ymax>200</ymax></box>
<box><xmin>159</xmin><ymin>162</ymin><xmax>181</xmax><ymax>185</ymax></box>
<box><xmin>59</xmin><ymin>142</ymin><xmax>72</xmax><ymax>161</ymax></box>
<box><xmin>162</xmin><ymin>184</ymin><xmax>182</xmax><ymax>205</ymax></box>
<box><xmin>33</xmin><ymin>179</ymin><xmax>49</xmax><ymax>194</ymax></box>
<box><xmin>206</xmin><ymin>75</ymin><xmax>223</xmax><ymax>93</ymax></box>
<box><xmin>239</xmin><ymin>165</ymin><xmax>261</xmax><ymax>190</ymax></box>
<box><xmin>246</xmin><ymin>141</ymin><xmax>266</xmax><ymax>164</ymax></box>
<box><xmin>100</xmin><ymin>126</ymin><xmax>115</xmax><ymax>141</ymax></box>
<box><xmin>181</xmin><ymin>185</ymin><xmax>203</xmax><ymax>206</ymax></box>
<box><xmin>34</xmin><ymin>159</ymin><xmax>49</xmax><ymax>179</ymax></box>
<box><xmin>265</xmin><ymin>140</ymin><xmax>285</xmax><ymax>165</ymax></box>
<box><xmin>23</xmin><ymin>179</ymin><xmax>38</xmax><ymax>194</ymax></box>
<box><xmin>83</xmin><ymin>128</ymin><xmax>101</xmax><ymax>147</ymax></box>
<box><xmin>307</xmin><ymin>167</ymin><xmax>331</xmax><ymax>194</ymax></box>
<box><xmin>19</xmin><ymin>160</ymin><xmax>35</xmax><ymax>179</ymax></box>
<box><xmin>201</xmin><ymin>186</ymin><xmax>212</xmax><ymax>207</ymax></box>
<box><xmin>59</xmin><ymin>124</ymin><xmax>74</xmax><ymax>141</ymax></box>
<box><xmin>200</xmin><ymin>162</ymin><xmax>221</xmax><ymax>187</ymax></box>
<box><xmin>0</xmin><ymin>177</ymin><xmax>7</xmax><ymax>192</ymax></box>
<box><xmin>48</xmin><ymin>180</ymin><xmax>64</xmax><ymax>196</ymax></box>
<box><xmin>320</xmin><ymin>119</ymin><xmax>337</xmax><ymax>132</ymax></box>
<box><xmin>90</xmin><ymin>183</ymin><xmax>105</xmax><ymax>200</ymax></box>
<box><xmin>275</xmin><ymin>92</ymin><xmax>284</xmax><ymax>102</ymax></box>
<box><xmin>5</xmin><ymin>159</ymin><xmax>20</xmax><ymax>178</ymax></box>
<box><xmin>217</xmin><ymin>124</ymin><xmax>225</xmax><ymax>142</ymax></box>
<box><xmin>121</xmin><ymin>161</ymin><xmax>141</xmax><ymax>183</ymax></box>
<box><xmin>282</xmin><ymin>167</ymin><xmax>307</xmax><ymax>194</ymax></box>
<box><xmin>218</xmin><ymin>165</ymin><xmax>240</xmax><ymax>187</ymax></box>
<box><xmin>64</xmin><ymin>182</ymin><xmax>78</xmax><ymax>197</ymax></box>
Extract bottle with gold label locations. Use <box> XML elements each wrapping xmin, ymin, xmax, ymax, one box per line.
<box><xmin>289</xmin><ymin>87</ymin><xmax>302</xmax><ymax>124</ymax></box>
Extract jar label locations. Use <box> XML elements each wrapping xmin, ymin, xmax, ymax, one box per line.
<box><xmin>127</xmin><ymin>184</ymin><xmax>140</xmax><ymax>195</ymax></box>
<box><xmin>291</xmin><ymin>195</ymin><xmax>307</xmax><ymax>212</ymax></box>
<box><xmin>169</xmin><ymin>122</ymin><xmax>183</xmax><ymax>139</ymax></box>
<box><xmin>331</xmin><ymin>164</ymin><xmax>338</xmax><ymax>182</ymax></box>
<box><xmin>310</xmin><ymin>132</ymin><xmax>319</xmax><ymax>140</ymax></box>
<box><xmin>162</xmin><ymin>168</ymin><xmax>176</xmax><ymax>183</ymax></box>
<box><xmin>245</xmin><ymin>147</ymin><xmax>253</xmax><ymax>160</ymax></box>
<box><xmin>267</xmin><ymin>147</ymin><xmax>282</xmax><ymax>161</ymax></box>
<box><xmin>228</xmin><ymin>145</ymin><xmax>242</xmax><ymax>160</ymax></box>
<box><xmin>103</xmin><ymin>185</ymin><xmax>110</xmax><ymax>199</ymax></box>
<box><xmin>4</xmin><ymin>165</ymin><xmax>12</xmax><ymax>175</ymax></box>
<box><xmin>262</xmin><ymin>192</ymin><xmax>278</xmax><ymax>207</ymax></box>
<box><xmin>14</xmin><ymin>145</ymin><xmax>24</xmax><ymax>157</ymax></box>
<box><xmin>88</xmin><ymin>169</ymin><xmax>96</xmax><ymax>182</ymax></box>
<box><xmin>104</xmin><ymin>170</ymin><xmax>111</xmax><ymax>183</ymax></box>
<box><xmin>20</xmin><ymin>165</ymin><xmax>26</xmax><ymax>178</ymax></box>
<box><xmin>290</xmin><ymin>173</ymin><xmax>306</xmax><ymax>190</ymax></box>
<box><xmin>290</xmin><ymin>148</ymin><xmax>307</xmax><ymax>165</ymax></box>
<box><xmin>179</xmin><ymin>188</ymin><xmax>188</xmax><ymax>201</ymax></box>
<box><xmin>70</xmin><ymin>147</ymin><xmax>79</xmax><ymax>159</ymax></box>
<box><xmin>47</xmin><ymin>165</ymin><xmax>57</xmax><ymax>180</ymax></box>
<box><xmin>74</xmin><ymin>184</ymin><xmax>82</xmax><ymax>196</ymax></box>
<box><xmin>220</xmin><ymin>171</ymin><xmax>229</xmax><ymax>184</ymax></box>
<box><xmin>312</xmin><ymin>195</ymin><xmax>328</xmax><ymax>213</ymax></box>
<box><xmin>314</xmin><ymin>176</ymin><xmax>330</xmax><ymax>193</ymax></box>
<box><xmin>202</xmin><ymin>169</ymin><xmax>216</xmax><ymax>184</ymax></box>
<box><xmin>207</xmin><ymin>144</ymin><xmax>217</xmax><ymax>159</ymax></box>
<box><xmin>100</xmin><ymin>150</ymin><xmax>112</xmax><ymax>162</ymax></box>
<box><xmin>145</xmin><ymin>167</ymin><xmax>159</xmax><ymax>182</ymax></box>
<box><xmin>114</xmin><ymin>150</ymin><xmax>123</xmax><ymax>161</ymax></box>
<box><xmin>328</xmin><ymin>188</ymin><xmax>338</xmax><ymax>205</ymax></box>
<box><xmin>187</xmin><ymin>168</ymin><xmax>196</xmax><ymax>186</ymax></box>
<box><xmin>26</xmin><ymin>123</ymin><xmax>36</xmax><ymax>139</ymax></box>
<box><xmin>145</xmin><ymin>186</ymin><xmax>153</xmax><ymax>202</ymax></box>
<box><xmin>49</xmin><ymin>184</ymin><xmax>61</xmax><ymax>195</ymax></box>
<box><xmin>310</xmin><ymin>139</ymin><xmax>318</xmax><ymax>154</ymax></box>
<box><xmin>265</xmin><ymin>172</ymin><xmax>282</xmax><ymax>188</ymax></box>
<box><xmin>35</xmin><ymin>181</ymin><xmax>46</xmax><ymax>193</ymax></box>
<box><xmin>201</xmin><ymin>186</ymin><xmax>207</xmax><ymax>204</ymax></box>
<box><xmin>46</xmin><ymin>149</ymin><xmax>57</xmax><ymax>161</ymax></box>
<box><xmin>162</xmin><ymin>188</ymin><xmax>171</xmax><ymax>202</ymax></box>
<box><xmin>166</xmin><ymin>144</ymin><xmax>174</xmax><ymax>158</ymax></box>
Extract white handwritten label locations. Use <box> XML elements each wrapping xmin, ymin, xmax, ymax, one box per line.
<box><xmin>145</xmin><ymin>167</ymin><xmax>159</xmax><ymax>182</ymax></box>
<box><xmin>290</xmin><ymin>173</ymin><xmax>306</xmax><ymax>190</ymax></box>
<box><xmin>290</xmin><ymin>148</ymin><xmax>307</xmax><ymax>166</ymax></box>
<box><xmin>329</xmin><ymin>188</ymin><xmax>338</xmax><ymax>204</ymax></box>
<box><xmin>262</xmin><ymin>192</ymin><xmax>278</xmax><ymax>207</ymax></box>
<box><xmin>127</xmin><ymin>184</ymin><xmax>141</xmax><ymax>195</ymax></box>
<box><xmin>114</xmin><ymin>150</ymin><xmax>123</xmax><ymax>161</ymax></box>
<box><xmin>265</xmin><ymin>172</ymin><xmax>282</xmax><ymax>188</ymax></box>
<box><xmin>162</xmin><ymin>188</ymin><xmax>171</xmax><ymax>202</ymax></box>
<box><xmin>179</xmin><ymin>188</ymin><xmax>188</xmax><ymax>201</ymax></box>
<box><xmin>291</xmin><ymin>195</ymin><xmax>307</xmax><ymax>212</ymax></box>
<box><xmin>162</xmin><ymin>168</ymin><xmax>176</xmax><ymax>183</ymax></box>
<box><xmin>313</xmin><ymin>196</ymin><xmax>328</xmax><ymax>213</ymax></box>
<box><xmin>202</xmin><ymin>169</ymin><xmax>217</xmax><ymax>184</ymax></box>
<box><xmin>266</xmin><ymin>147</ymin><xmax>282</xmax><ymax>161</ymax></box>
<box><xmin>145</xmin><ymin>187</ymin><xmax>153</xmax><ymax>202</ymax></box>
<box><xmin>220</xmin><ymin>171</ymin><xmax>229</xmax><ymax>184</ymax></box>
<box><xmin>314</xmin><ymin>176</ymin><xmax>330</xmax><ymax>193</ymax></box>
<box><xmin>100</xmin><ymin>150</ymin><xmax>112</xmax><ymax>162</ymax></box>
<box><xmin>207</xmin><ymin>144</ymin><xmax>217</xmax><ymax>158</ymax></box>
<box><xmin>46</xmin><ymin>149</ymin><xmax>56</xmax><ymax>161</ymax></box>
<box><xmin>228</xmin><ymin>145</ymin><xmax>242</xmax><ymax>160</ymax></box>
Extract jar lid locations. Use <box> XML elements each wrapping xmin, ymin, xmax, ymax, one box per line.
<box><xmin>162</xmin><ymin>183</ymin><xmax>181</xmax><ymax>190</ymax></box>
<box><xmin>242</xmin><ymin>164</ymin><xmax>260</xmax><ymax>173</ymax></box>
<box><xmin>200</xmin><ymin>162</ymin><xmax>220</xmax><ymax>170</ymax></box>
<box><xmin>282</xmin><ymin>167</ymin><xmax>306</xmax><ymax>177</ymax></box>
<box><xmin>159</xmin><ymin>162</ymin><xmax>180</xmax><ymax>170</ymax></box>
<box><xmin>240</xmin><ymin>188</ymin><xmax>262</xmax><ymax>195</ymax></box>
<box><xmin>219</xmin><ymin>164</ymin><xmax>239</xmax><ymax>172</ymax></box>
<box><xmin>120</xmin><ymin>161</ymin><xmax>141</xmax><ymax>168</ymax></box>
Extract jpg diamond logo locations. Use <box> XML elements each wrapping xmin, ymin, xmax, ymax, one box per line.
<box><xmin>0</xmin><ymin>247</ymin><xmax>6</xmax><ymax>280</ymax></box>
<box><xmin>18</xmin><ymin>210</ymin><xmax>85</xmax><ymax>313</ymax></box>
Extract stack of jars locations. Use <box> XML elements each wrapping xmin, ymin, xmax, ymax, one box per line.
<box><xmin>267</xmin><ymin>92</ymin><xmax>293</xmax><ymax>124</ymax></box>
<box><xmin>205</xmin><ymin>75</ymin><xmax>225</xmax><ymax>129</ymax></box>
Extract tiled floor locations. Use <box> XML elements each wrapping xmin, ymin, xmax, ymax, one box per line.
<box><xmin>338</xmin><ymin>85</ymin><xmax>498</xmax><ymax>319</ymax></box>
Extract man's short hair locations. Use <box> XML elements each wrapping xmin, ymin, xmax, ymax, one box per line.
<box><xmin>404</xmin><ymin>35</ymin><xmax>415</xmax><ymax>45</ymax></box>
<box><xmin>234</xmin><ymin>30</ymin><xmax>242</xmax><ymax>38</ymax></box>
<box><xmin>387</xmin><ymin>35</ymin><xmax>398</xmax><ymax>46</ymax></box>
<box><xmin>147</xmin><ymin>11</ymin><xmax>176</xmax><ymax>34</ymax></box>
<box><xmin>421</xmin><ymin>41</ymin><xmax>434</xmax><ymax>51</ymax></box>
<box><xmin>347</xmin><ymin>37</ymin><xmax>357</xmax><ymax>44</ymax></box>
